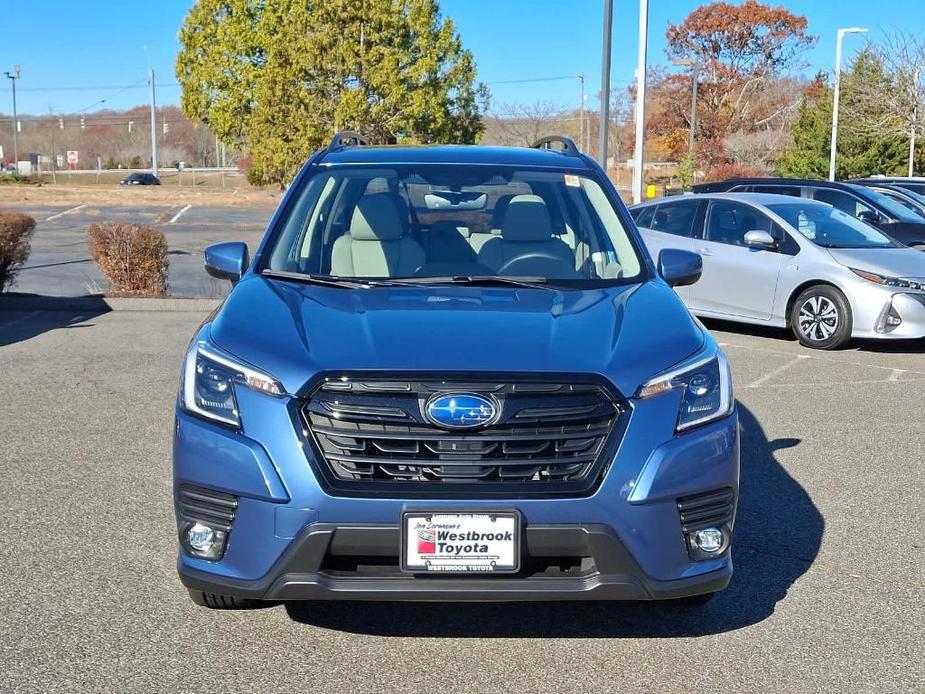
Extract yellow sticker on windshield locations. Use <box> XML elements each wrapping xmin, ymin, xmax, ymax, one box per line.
<box><xmin>564</xmin><ymin>174</ymin><xmax>580</xmax><ymax>187</ymax></box>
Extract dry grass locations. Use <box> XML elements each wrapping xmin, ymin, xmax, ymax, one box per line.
<box><xmin>0</xmin><ymin>183</ymin><xmax>281</xmax><ymax>209</ymax></box>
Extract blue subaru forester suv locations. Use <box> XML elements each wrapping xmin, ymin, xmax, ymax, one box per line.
<box><xmin>174</xmin><ymin>133</ymin><xmax>738</xmax><ymax>608</ymax></box>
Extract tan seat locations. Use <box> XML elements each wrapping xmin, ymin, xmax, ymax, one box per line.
<box><xmin>330</xmin><ymin>194</ymin><xmax>425</xmax><ymax>277</ymax></box>
<box><xmin>477</xmin><ymin>195</ymin><xmax>575</xmax><ymax>274</ymax></box>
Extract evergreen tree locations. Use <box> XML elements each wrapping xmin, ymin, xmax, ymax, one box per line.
<box><xmin>177</xmin><ymin>0</ymin><xmax>488</xmax><ymax>185</ymax></box>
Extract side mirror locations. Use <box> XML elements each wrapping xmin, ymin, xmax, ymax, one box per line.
<box><xmin>857</xmin><ymin>210</ymin><xmax>881</xmax><ymax>225</ymax></box>
<box><xmin>744</xmin><ymin>229</ymin><xmax>777</xmax><ymax>249</ymax></box>
<box><xmin>204</xmin><ymin>242</ymin><xmax>249</xmax><ymax>283</ymax></box>
<box><xmin>658</xmin><ymin>248</ymin><xmax>702</xmax><ymax>287</ymax></box>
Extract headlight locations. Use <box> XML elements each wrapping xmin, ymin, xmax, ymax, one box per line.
<box><xmin>181</xmin><ymin>343</ymin><xmax>285</xmax><ymax>427</ymax></box>
<box><xmin>851</xmin><ymin>268</ymin><xmax>924</xmax><ymax>291</ymax></box>
<box><xmin>636</xmin><ymin>350</ymin><xmax>733</xmax><ymax>431</ymax></box>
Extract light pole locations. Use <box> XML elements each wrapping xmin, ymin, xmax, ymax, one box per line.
<box><xmin>578</xmin><ymin>73</ymin><xmax>585</xmax><ymax>153</ymax></box>
<box><xmin>4</xmin><ymin>66</ymin><xmax>21</xmax><ymax>169</ymax></box>
<box><xmin>829</xmin><ymin>27</ymin><xmax>867</xmax><ymax>181</ymax></box>
<box><xmin>673</xmin><ymin>59</ymin><xmax>699</xmax><ymax>157</ymax></box>
<box><xmin>598</xmin><ymin>0</ymin><xmax>613</xmax><ymax>169</ymax></box>
<box><xmin>631</xmin><ymin>0</ymin><xmax>649</xmax><ymax>203</ymax></box>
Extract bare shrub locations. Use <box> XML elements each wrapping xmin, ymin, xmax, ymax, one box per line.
<box><xmin>87</xmin><ymin>223</ymin><xmax>168</xmax><ymax>296</ymax></box>
<box><xmin>0</xmin><ymin>210</ymin><xmax>37</xmax><ymax>292</ymax></box>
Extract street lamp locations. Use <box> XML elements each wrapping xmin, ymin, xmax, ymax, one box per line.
<box><xmin>631</xmin><ymin>0</ymin><xmax>649</xmax><ymax>204</ymax></box>
<box><xmin>672</xmin><ymin>59</ymin><xmax>699</xmax><ymax>158</ymax></box>
<box><xmin>4</xmin><ymin>66</ymin><xmax>21</xmax><ymax>170</ymax></box>
<box><xmin>829</xmin><ymin>27</ymin><xmax>867</xmax><ymax>181</ymax></box>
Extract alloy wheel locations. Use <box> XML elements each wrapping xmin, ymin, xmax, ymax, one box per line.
<box><xmin>798</xmin><ymin>296</ymin><xmax>839</xmax><ymax>342</ymax></box>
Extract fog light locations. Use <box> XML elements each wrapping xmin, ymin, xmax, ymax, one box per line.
<box><xmin>693</xmin><ymin>527</ymin><xmax>724</xmax><ymax>554</ymax></box>
<box><xmin>187</xmin><ymin>523</ymin><xmax>215</xmax><ymax>552</ymax></box>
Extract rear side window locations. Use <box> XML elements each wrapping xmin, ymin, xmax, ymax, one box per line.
<box><xmin>649</xmin><ymin>200</ymin><xmax>700</xmax><ymax>237</ymax></box>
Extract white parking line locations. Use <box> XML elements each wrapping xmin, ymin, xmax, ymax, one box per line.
<box><xmin>748</xmin><ymin>355</ymin><xmax>810</xmax><ymax>388</ymax></box>
<box><xmin>45</xmin><ymin>205</ymin><xmax>86</xmax><ymax>222</ymax></box>
<box><xmin>722</xmin><ymin>340</ymin><xmax>925</xmax><ymax>377</ymax></box>
<box><xmin>169</xmin><ymin>205</ymin><xmax>192</xmax><ymax>224</ymax></box>
<box><xmin>888</xmin><ymin>369</ymin><xmax>906</xmax><ymax>382</ymax></box>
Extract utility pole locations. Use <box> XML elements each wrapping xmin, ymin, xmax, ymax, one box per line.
<box><xmin>149</xmin><ymin>69</ymin><xmax>158</xmax><ymax>175</ymax></box>
<box><xmin>909</xmin><ymin>68</ymin><xmax>919</xmax><ymax>178</ymax></box>
<box><xmin>4</xmin><ymin>66</ymin><xmax>21</xmax><ymax>169</ymax></box>
<box><xmin>598</xmin><ymin>0</ymin><xmax>613</xmax><ymax>169</ymax></box>
<box><xmin>578</xmin><ymin>73</ymin><xmax>585</xmax><ymax>154</ymax></box>
<box><xmin>829</xmin><ymin>27</ymin><xmax>867</xmax><ymax>181</ymax></box>
<box><xmin>631</xmin><ymin>0</ymin><xmax>648</xmax><ymax>203</ymax></box>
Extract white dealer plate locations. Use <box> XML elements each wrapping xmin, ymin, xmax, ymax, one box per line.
<box><xmin>401</xmin><ymin>511</ymin><xmax>520</xmax><ymax>573</ymax></box>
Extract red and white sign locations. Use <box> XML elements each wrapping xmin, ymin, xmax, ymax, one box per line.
<box><xmin>66</xmin><ymin>151</ymin><xmax>79</xmax><ymax>168</ymax></box>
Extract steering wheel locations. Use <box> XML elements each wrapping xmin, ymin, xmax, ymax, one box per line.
<box><xmin>496</xmin><ymin>253</ymin><xmax>581</xmax><ymax>279</ymax></box>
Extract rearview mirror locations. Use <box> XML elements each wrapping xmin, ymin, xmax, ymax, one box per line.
<box><xmin>204</xmin><ymin>242</ymin><xmax>249</xmax><ymax>283</ymax></box>
<box><xmin>658</xmin><ymin>248</ymin><xmax>702</xmax><ymax>287</ymax></box>
<box><xmin>744</xmin><ymin>229</ymin><xmax>777</xmax><ymax>249</ymax></box>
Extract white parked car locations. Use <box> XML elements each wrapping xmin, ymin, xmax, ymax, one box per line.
<box><xmin>631</xmin><ymin>193</ymin><xmax>925</xmax><ymax>349</ymax></box>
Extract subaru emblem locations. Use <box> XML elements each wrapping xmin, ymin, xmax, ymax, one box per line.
<box><xmin>424</xmin><ymin>393</ymin><xmax>498</xmax><ymax>430</ymax></box>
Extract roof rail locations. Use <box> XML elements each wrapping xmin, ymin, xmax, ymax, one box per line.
<box><xmin>531</xmin><ymin>135</ymin><xmax>581</xmax><ymax>157</ymax></box>
<box><xmin>328</xmin><ymin>130</ymin><xmax>369</xmax><ymax>151</ymax></box>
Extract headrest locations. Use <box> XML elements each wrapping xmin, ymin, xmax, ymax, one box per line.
<box><xmin>350</xmin><ymin>194</ymin><xmax>404</xmax><ymax>241</ymax></box>
<box><xmin>491</xmin><ymin>194</ymin><xmax>516</xmax><ymax>228</ymax></box>
<box><xmin>501</xmin><ymin>194</ymin><xmax>553</xmax><ymax>241</ymax></box>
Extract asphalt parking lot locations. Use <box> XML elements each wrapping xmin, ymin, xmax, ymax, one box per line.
<box><xmin>0</xmin><ymin>308</ymin><xmax>922</xmax><ymax>693</ymax></box>
<box><xmin>2</xmin><ymin>203</ymin><xmax>273</xmax><ymax>298</ymax></box>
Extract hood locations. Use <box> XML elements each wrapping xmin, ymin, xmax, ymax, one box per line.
<box><xmin>209</xmin><ymin>276</ymin><xmax>705</xmax><ymax>398</ymax></box>
<box><xmin>826</xmin><ymin>247</ymin><xmax>925</xmax><ymax>281</ymax></box>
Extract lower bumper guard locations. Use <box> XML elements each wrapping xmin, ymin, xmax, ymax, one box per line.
<box><xmin>178</xmin><ymin>523</ymin><xmax>732</xmax><ymax>602</ymax></box>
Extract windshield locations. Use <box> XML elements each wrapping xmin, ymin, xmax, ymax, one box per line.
<box><xmin>767</xmin><ymin>202</ymin><xmax>898</xmax><ymax>249</ymax></box>
<box><xmin>263</xmin><ymin>164</ymin><xmax>643</xmax><ymax>287</ymax></box>
<box><xmin>853</xmin><ymin>186</ymin><xmax>922</xmax><ymax>223</ymax></box>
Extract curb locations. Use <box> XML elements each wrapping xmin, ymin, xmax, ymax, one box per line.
<box><xmin>0</xmin><ymin>295</ymin><xmax>222</xmax><ymax>313</ymax></box>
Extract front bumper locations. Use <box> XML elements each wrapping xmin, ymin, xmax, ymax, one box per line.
<box><xmin>850</xmin><ymin>287</ymin><xmax>925</xmax><ymax>339</ymax></box>
<box><xmin>179</xmin><ymin>523</ymin><xmax>732</xmax><ymax>601</ymax></box>
<box><xmin>174</xmin><ymin>380</ymin><xmax>740</xmax><ymax>602</ymax></box>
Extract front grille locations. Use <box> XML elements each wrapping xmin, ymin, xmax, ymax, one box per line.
<box><xmin>177</xmin><ymin>485</ymin><xmax>238</xmax><ymax>531</ymax></box>
<box><xmin>300</xmin><ymin>376</ymin><xmax>625</xmax><ymax>496</ymax></box>
<box><xmin>677</xmin><ymin>488</ymin><xmax>735</xmax><ymax>534</ymax></box>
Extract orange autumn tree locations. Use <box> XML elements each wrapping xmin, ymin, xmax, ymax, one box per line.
<box><xmin>644</xmin><ymin>0</ymin><xmax>816</xmax><ymax>176</ymax></box>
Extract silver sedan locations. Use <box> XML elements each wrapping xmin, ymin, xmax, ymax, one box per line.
<box><xmin>630</xmin><ymin>193</ymin><xmax>925</xmax><ymax>349</ymax></box>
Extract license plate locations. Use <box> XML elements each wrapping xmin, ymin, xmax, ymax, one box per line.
<box><xmin>401</xmin><ymin>511</ymin><xmax>520</xmax><ymax>573</ymax></box>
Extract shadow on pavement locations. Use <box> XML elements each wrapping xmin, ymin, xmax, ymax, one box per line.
<box><xmin>285</xmin><ymin>405</ymin><xmax>823</xmax><ymax>637</ymax></box>
<box><xmin>703</xmin><ymin>317</ymin><xmax>925</xmax><ymax>354</ymax></box>
<box><xmin>0</xmin><ymin>295</ymin><xmax>111</xmax><ymax>349</ymax></box>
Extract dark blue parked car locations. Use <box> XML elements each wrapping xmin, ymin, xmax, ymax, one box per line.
<box><xmin>174</xmin><ymin>133</ymin><xmax>739</xmax><ymax>608</ymax></box>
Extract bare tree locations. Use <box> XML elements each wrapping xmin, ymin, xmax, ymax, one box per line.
<box><xmin>485</xmin><ymin>101</ymin><xmax>565</xmax><ymax>147</ymax></box>
<box><xmin>846</xmin><ymin>31</ymin><xmax>925</xmax><ymax>172</ymax></box>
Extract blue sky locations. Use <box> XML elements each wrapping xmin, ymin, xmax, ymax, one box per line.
<box><xmin>2</xmin><ymin>0</ymin><xmax>922</xmax><ymax>116</ymax></box>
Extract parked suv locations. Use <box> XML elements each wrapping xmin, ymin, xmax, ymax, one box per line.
<box><xmin>692</xmin><ymin>177</ymin><xmax>925</xmax><ymax>249</ymax></box>
<box><xmin>174</xmin><ymin>133</ymin><xmax>738</xmax><ymax>608</ymax></box>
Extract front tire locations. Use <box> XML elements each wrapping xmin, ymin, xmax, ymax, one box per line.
<box><xmin>790</xmin><ymin>285</ymin><xmax>852</xmax><ymax>350</ymax></box>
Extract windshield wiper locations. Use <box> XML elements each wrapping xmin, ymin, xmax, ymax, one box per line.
<box><xmin>261</xmin><ymin>270</ymin><xmax>413</xmax><ymax>288</ymax></box>
<box><xmin>378</xmin><ymin>275</ymin><xmax>558</xmax><ymax>290</ymax></box>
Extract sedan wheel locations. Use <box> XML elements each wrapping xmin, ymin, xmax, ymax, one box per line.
<box><xmin>790</xmin><ymin>286</ymin><xmax>852</xmax><ymax>350</ymax></box>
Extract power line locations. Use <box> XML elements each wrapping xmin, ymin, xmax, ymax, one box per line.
<box><xmin>76</xmin><ymin>79</ymin><xmax>150</xmax><ymax>113</ymax></box>
<box><xmin>4</xmin><ymin>83</ymin><xmax>181</xmax><ymax>92</ymax></box>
